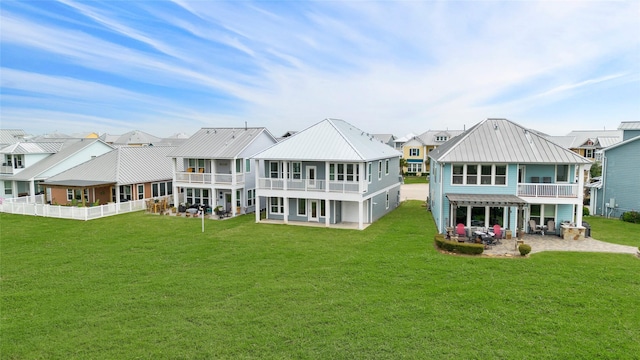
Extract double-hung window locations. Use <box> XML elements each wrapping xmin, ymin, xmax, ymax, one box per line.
<box><xmin>291</xmin><ymin>162</ymin><xmax>302</xmax><ymax>179</ymax></box>
<box><xmin>378</xmin><ymin>161</ymin><xmax>382</xmax><ymax>180</ymax></box>
<box><xmin>556</xmin><ymin>165</ymin><xmax>569</xmax><ymax>182</ymax></box>
<box><xmin>466</xmin><ymin>165</ymin><xmax>478</xmax><ymax>185</ymax></box>
<box><xmin>247</xmin><ymin>189</ymin><xmax>255</xmax><ymax>206</ymax></box>
<box><xmin>385</xmin><ymin>159</ymin><xmax>389</xmax><ymax>175</ymax></box>
<box><xmin>297</xmin><ymin>199</ymin><xmax>306</xmax><ymax>216</ymax></box>
<box><xmin>409</xmin><ymin>148</ymin><xmax>420</xmax><ymax>157</ymax></box>
<box><xmin>270</xmin><ymin>162</ymin><xmax>280</xmax><ymax>178</ymax></box>
<box><xmin>270</xmin><ymin>197</ymin><xmax>284</xmax><ymax>214</ymax></box>
<box><xmin>452</xmin><ymin>164</ymin><xmax>507</xmax><ymax>185</ymax></box>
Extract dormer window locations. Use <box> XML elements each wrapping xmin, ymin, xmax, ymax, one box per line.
<box><xmin>436</xmin><ymin>136</ymin><xmax>448</xmax><ymax>142</ymax></box>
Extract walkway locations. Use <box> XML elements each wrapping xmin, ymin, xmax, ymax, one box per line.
<box><xmin>483</xmin><ymin>234</ymin><xmax>638</xmax><ymax>256</ymax></box>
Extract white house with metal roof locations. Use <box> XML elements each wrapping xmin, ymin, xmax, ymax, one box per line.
<box><xmin>429</xmin><ymin>118</ymin><xmax>592</xmax><ymax>238</ymax></box>
<box><xmin>252</xmin><ymin>118</ymin><xmax>403</xmax><ymax>230</ymax></box>
<box><xmin>42</xmin><ymin>146</ymin><xmax>176</xmax><ymax>206</ymax></box>
<box><xmin>168</xmin><ymin>127</ymin><xmax>277</xmax><ymax>217</ymax></box>
<box><xmin>0</xmin><ymin>139</ymin><xmax>113</xmax><ymax>201</ymax></box>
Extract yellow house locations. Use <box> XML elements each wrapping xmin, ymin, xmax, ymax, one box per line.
<box><xmin>402</xmin><ymin>130</ymin><xmax>463</xmax><ymax>176</ymax></box>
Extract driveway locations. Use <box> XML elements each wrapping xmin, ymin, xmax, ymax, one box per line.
<box><xmin>401</xmin><ymin>183</ymin><xmax>429</xmax><ymax>201</ymax></box>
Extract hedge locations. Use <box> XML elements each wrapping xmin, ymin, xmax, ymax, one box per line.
<box><xmin>434</xmin><ymin>234</ymin><xmax>484</xmax><ymax>255</ymax></box>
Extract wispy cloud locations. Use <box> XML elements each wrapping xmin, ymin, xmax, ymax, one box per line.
<box><xmin>1</xmin><ymin>0</ymin><xmax>638</xmax><ymax>137</ymax></box>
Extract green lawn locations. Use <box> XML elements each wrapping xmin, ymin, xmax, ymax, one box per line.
<box><xmin>402</xmin><ymin>176</ymin><xmax>428</xmax><ymax>184</ymax></box>
<box><xmin>1</xmin><ymin>202</ymin><xmax>639</xmax><ymax>359</ymax></box>
<box><xmin>584</xmin><ymin>215</ymin><xmax>640</xmax><ymax>247</ymax></box>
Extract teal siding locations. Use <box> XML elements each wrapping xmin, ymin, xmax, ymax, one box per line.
<box><xmin>600</xmin><ymin>138</ymin><xmax>640</xmax><ymax>217</ymax></box>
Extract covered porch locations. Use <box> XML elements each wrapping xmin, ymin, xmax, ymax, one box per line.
<box><xmin>446</xmin><ymin>193</ymin><xmax>527</xmax><ymax>239</ymax></box>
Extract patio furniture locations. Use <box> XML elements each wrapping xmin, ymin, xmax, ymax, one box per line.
<box><xmin>529</xmin><ymin>219</ymin><xmax>542</xmax><ymax>235</ymax></box>
<box><xmin>455</xmin><ymin>223</ymin><xmax>469</xmax><ymax>242</ymax></box>
<box><xmin>547</xmin><ymin>220</ymin><xmax>556</xmax><ymax>235</ymax></box>
<box><xmin>492</xmin><ymin>224</ymin><xmax>503</xmax><ymax>245</ymax></box>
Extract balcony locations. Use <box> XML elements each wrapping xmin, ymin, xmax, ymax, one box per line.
<box><xmin>258</xmin><ymin>178</ymin><xmax>361</xmax><ymax>194</ymax></box>
<box><xmin>176</xmin><ymin>172</ymin><xmax>244</xmax><ymax>185</ymax></box>
<box><xmin>517</xmin><ymin>183</ymin><xmax>578</xmax><ymax>198</ymax></box>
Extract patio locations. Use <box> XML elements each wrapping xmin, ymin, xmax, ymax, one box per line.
<box><xmin>482</xmin><ymin>234</ymin><xmax>638</xmax><ymax>256</ymax></box>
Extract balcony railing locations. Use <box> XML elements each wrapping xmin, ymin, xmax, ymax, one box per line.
<box><xmin>517</xmin><ymin>183</ymin><xmax>578</xmax><ymax>198</ymax></box>
<box><xmin>258</xmin><ymin>178</ymin><xmax>361</xmax><ymax>194</ymax></box>
<box><xmin>176</xmin><ymin>172</ymin><xmax>244</xmax><ymax>185</ymax></box>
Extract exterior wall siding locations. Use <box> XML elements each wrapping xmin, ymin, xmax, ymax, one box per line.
<box><xmin>600</xmin><ymin>139</ymin><xmax>640</xmax><ymax>218</ymax></box>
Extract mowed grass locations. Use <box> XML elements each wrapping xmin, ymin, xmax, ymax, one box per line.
<box><xmin>1</xmin><ymin>202</ymin><xmax>639</xmax><ymax>359</ymax></box>
<box><xmin>584</xmin><ymin>215</ymin><xmax>640</xmax><ymax>247</ymax></box>
<box><xmin>402</xmin><ymin>176</ymin><xmax>428</xmax><ymax>184</ymax></box>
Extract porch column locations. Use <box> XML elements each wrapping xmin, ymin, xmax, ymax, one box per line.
<box><xmin>231</xmin><ymin>189</ymin><xmax>236</xmax><ymax>216</ymax></box>
<box><xmin>451</xmin><ymin>204</ymin><xmax>457</xmax><ymax>227</ymax></box>
<box><xmin>283</xmin><ymin>161</ymin><xmax>288</xmax><ymax>191</ymax></box>
<box><xmin>359</xmin><ymin>162</ymin><xmax>365</xmax><ymax>193</ymax></box>
<box><xmin>211</xmin><ymin>159</ymin><xmax>216</xmax><ymax>185</ymax></box>
<box><xmin>255</xmin><ymin>159</ymin><xmax>260</xmax><ymax>223</ymax></box>
<box><xmin>231</xmin><ymin>158</ymin><xmax>237</xmax><ymax>187</ymax></box>
<box><xmin>172</xmin><ymin>157</ymin><xmax>179</xmax><ymax>206</ymax></box>
<box><xmin>325</xmin><ymin>162</ymin><xmax>330</xmax><ymax>192</ymax></box>
<box><xmin>575</xmin><ymin>164</ymin><xmax>585</xmax><ymax>226</ymax></box>
<box><xmin>283</xmin><ymin>196</ymin><xmax>289</xmax><ymax>224</ymax></box>
<box><xmin>325</xmin><ymin>199</ymin><xmax>330</xmax><ymax>227</ymax></box>
<box><xmin>29</xmin><ymin>180</ymin><xmax>36</xmax><ymax>202</ymax></box>
<box><xmin>358</xmin><ymin>200</ymin><xmax>364</xmax><ymax>230</ymax></box>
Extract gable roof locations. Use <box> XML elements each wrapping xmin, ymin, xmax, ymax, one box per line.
<box><xmin>113</xmin><ymin>130</ymin><xmax>162</xmax><ymax>145</ymax></box>
<box><xmin>253</xmin><ymin>119</ymin><xmax>401</xmax><ymax>161</ymax></box>
<box><xmin>372</xmin><ymin>134</ymin><xmax>396</xmax><ymax>143</ymax></box>
<box><xmin>601</xmin><ymin>134</ymin><xmax>640</xmax><ymax>153</ymax></box>
<box><xmin>45</xmin><ymin>146</ymin><xmax>176</xmax><ymax>186</ymax></box>
<box><xmin>168</xmin><ymin>127</ymin><xmax>273</xmax><ymax>158</ymax></box>
<box><xmin>618</xmin><ymin>121</ymin><xmax>640</xmax><ymax>130</ymax></box>
<box><xmin>6</xmin><ymin>139</ymin><xmax>113</xmax><ymax>181</ymax></box>
<box><xmin>430</xmin><ymin>118</ymin><xmax>591</xmax><ymax>164</ymax></box>
<box><xmin>563</xmin><ymin>130</ymin><xmax>622</xmax><ymax>149</ymax></box>
<box><xmin>0</xmin><ymin>141</ymin><xmax>64</xmax><ymax>154</ymax></box>
<box><xmin>0</xmin><ymin>129</ymin><xmax>27</xmax><ymax>145</ymax></box>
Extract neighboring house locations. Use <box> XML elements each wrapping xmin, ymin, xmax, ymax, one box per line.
<box><xmin>42</xmin><ymin>146</ymin><xmax>176</xmax><ymax>206</ymax></box>
<box><xmin>392</xmin><ymin>133</ymin><xmax>416</xmax><ymax>151</ymax></box>
<box><xmin>588</xmin><ymin>125</ymin><xmax>640</xmax><ymax>217</ymax></box>
<box><xmin>0</xmin><ymin>139</ymin><xmax>113</xmax><ymax>200</ymax></box>
<box><xmin>168</xmin><ymin>127</ymin><xmax>278</xmax><ymax>217</ymax></box>
<box><xmin>101</xmin><ymin>130</ymin><xmax>162</xmax><ymax>146</ymax></box>
<box><xmin>553</xmin><ymin>129</ymin><xmax>623</xmax><ymax>162</ymax></box>
<box><xmin>252</xmin><ymin>118</ymin><xmax>403</xmax><ymax>230</ymax></box>
<box><xmin>402</xmin><ymin>129</ymin><xmax>464</xmax><ymax>176</ymax></box>
<box><xmin>372</xmin><ymin>134</ymin><xmax>397</xmax><ymax>148</ymax></box>
<box><xmin>0</xmin><ymin>129</ymin><xmax>27</xmax><ymax>148</ymax></box>
<box><xmin>1</xmin><ymin>141</ymin><xmax>66</xmax><ymax>197</ymax></box>
<box><xmin>429</xmin><ymin>118</ymin><xmax>591</xmax><ymax>236</ymax></box>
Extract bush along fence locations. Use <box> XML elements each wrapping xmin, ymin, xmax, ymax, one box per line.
<box><xmin>434</xmin><ymin>234</ymin><xmax>484</xmax><ymax>255</ymax></box>
<box><xmin>0</xmin><ymin>195</ymin><xmax>166</xmax><ymax>221</ymax></box>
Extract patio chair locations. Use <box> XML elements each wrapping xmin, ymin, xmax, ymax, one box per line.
<box><xmin>493</xmin><ymin>224</ymin><xmax>503</xmax><ymax>245</ymax></box>
<box><xmin>455</xmin><ymin>223</ymin><xmax>469</xmax><ymax>242</ymax></box>
<box><xmin>547</xmin><ymin>220</ymin><xmax>556</xmax><ymax>235</ymax></box>
<box><xmin>529</xmin><ymin>219</ymin><xmax>542</xmax><ymax>235</ymax></box>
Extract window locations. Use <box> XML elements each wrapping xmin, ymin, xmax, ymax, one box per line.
<box><xmin>329</xmin><ymin>164</ymin><xmax>335</xmax><ymax>181</ymax></box>
<box><xmin>385</xmin><ymin>159</ymin><xmax>389</xmax><ymax>175</ymax></box>
<box><xmin>480</xmin><ymin>165</ymin><xmax>492</xmax><ymax>185</ymax></box>
<box><xmin>4</xmin><ymin>182</ymin><xmax>12</xmax><ymax>195</ymax></box>
<box><xmin>378</xmin><ymin>161</ymin><xmax>382</xmax><ymax>180</ymax></box>
<box><xmin>270</xmin><ymin>197</ymin><xmax>284</xmax><ymax>214</ymax></box>
<box><xmin>585</xmin><ymin>149</ymin><xmax>594</xmax><ymax>158</ymax></box>
<box><xmin>337</xmin><ymin>164</ymin><xmax>344</xmax><ymax>181</ymax></box>
<box><xmin>120</xmin><ymin>185</ymin><xmax>132</xmax><ymax>200</ymax></box>
<box><xmin>137</xmin><ymin>184</ymin><xmax>144</xmax><ymax>200</ymax></box>
<box><xmin>385</xmin><ymin>191</ymin><xmax>389</xmax><ymax>209</ymax></box>
<box><xmin>247</xmin><ymin>189</ymin><xmax>255</xmax><ymax>206</ymax></box>
<box><xmin>466</xmin><ymin>165</ymin><xmax>478</xmax><ymax>185</ymax></box>
<box><xmin>495</xmin><ymin>165</ymin><xmax>506</xmax><ymax>185</ymax></box>
<box><xmin>236</xmin><ymin>159</ymin><xmax>242</xmax><ymax>173</ymax></box>
<box><xmin>320</xmin><ymin>200</ymin><xmax>326</xmax><ymax>217</ymax></box>
<box><xmin>452</xmin><ymin>164</ymin><xmax>464</xmax><ymax>184</ymax></box>
<box><xmin>368</xmin><ymin>162</ymin><xmax>372</xmax><ymax>183</ymax></box>
<box><xmin>435</xmin><ymin>136</ymin><xmax>448</xmax><ymax>142</ymax></box>
<box><xmin>330</xmin><ymin>163</ymin><xmax>359</xmax><ymax>182</ymax></box>
<box><xmin>291</xmin><ymin>162</ymin><xmax>301</xmax><ymax>179</ymax></box>
<box><xmin>298</xmin><ymin>199</ymin><xmax>307</xmax><ymax>216</ymax></box>
<box><xmin>407</xmin><ymin>163</ymin><xmax>422</xmax><ymax>173</ymax></box>
<box><xmin>346</xmin><ymin>164</ymin><xmax>355</xmax><ymax>181</ymax></box>
<box><xmin>245</xmin><ymin>159</ymin><xmax>251</xmax><ymax>173</ymax></box>
<box><xmin>409</xmin><ymin>148</ymin><xmax>420</xmax><ymax>156</ymax></box>
<box><xmin>270</xmin><ymin>161</ymin><xmax>280</xmax><ymax>178</ymax></box>
<box><xmin>186</xmin><ymin>188</ymin><xmax>210</xmax><ymax>205</ymax></box>
<box><xmin>67</xmin><ymin>189</ymin><xmax>74</xmax><ymax>201</ymax></box>
<box><xmin>236</xmin><ymin>190</ymin><xmax>241</xmax><ymax>206</ymax></box>
<box><xmin>556</xmin><ymin>165</ymin><xmax>569</xmax><ymax>182</ymax></box>
<box><xmin>152</xmin><ymin>181</ymin><xmax>173</xmax><ymax>197</ymax></box>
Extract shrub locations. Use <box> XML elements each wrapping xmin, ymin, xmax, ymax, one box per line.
<box><xmin>583</xmin><ymin>206</ymin><xmax>590</xmax><ymax>216</ymax></box>
<box><xmin>622</xmin><ymin>211</ymin><xmax>640</xmax><ymax>224</ymax></box>
<box><xmin>434</xmin><ymin>235</ymin><xmax>484</xmax><ymax>255</ymax></box>
<box><xmin>518</xmin><ymin>244</ymin><xmax>532</xmax><ymax>256</ymax></box>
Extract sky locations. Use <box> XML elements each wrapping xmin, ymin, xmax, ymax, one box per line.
<box><xmin>1</xmin><ymin>1</ymin><xmax>639</xmax><ymax>139</ymax></box>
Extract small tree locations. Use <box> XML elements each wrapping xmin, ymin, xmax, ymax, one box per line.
<box><xmin>399</xmin><ymin>158</ymin><xmax>407</xmax><ymax>175</ymax></box>
<box><xmin>590</xmin><ymin>162</ymin><xmax>602</xmax><ymax>178</ymax></box>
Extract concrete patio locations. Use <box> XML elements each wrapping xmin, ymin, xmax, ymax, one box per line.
<box><xmin>482</xmin><ymin>234</ymin><xmax>638</xmax><ymax>256</ymax></box>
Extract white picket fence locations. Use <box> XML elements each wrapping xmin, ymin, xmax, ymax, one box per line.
<box><xmin>0</xmin><ymin>195</ymin><xmax>171</xmax><ymax>221</ymax></box>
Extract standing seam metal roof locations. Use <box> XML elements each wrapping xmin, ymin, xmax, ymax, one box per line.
<box><xmin>168</xmin><ymin>128</ymin><xmax>271</xmax><ymax>158</ymax></box>
<box><xmin>253</xmin><ymin>119</ymin><xmax>401</xmax><ymax>161</ymax></box>
<box><xmin>429</xmin><ymin>118</ymin><xmax>591</xmax><ymax>164</ymax></box>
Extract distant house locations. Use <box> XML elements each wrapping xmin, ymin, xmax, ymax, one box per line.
<box><xmin>42</xmin><ymin>146</ymin><xmax>176</xmax><ymax>205</ymax></box>
<box><xmin>372</xmin><ymin>134</ymin><xmax>397</xmax><ymax>148</ymax></box>
<box><xmin>392</xmin><ymin>133</ymin><xmax>416</xmax><ymax>151</ymax></box>
<box><xmin>168</xmin><ymin>127</ymin><xmax>278</xmax><ymax>216</ymax></box>
<box><xmin>0</xmin><ymin>139</ymin><xmax>113</xmax><ymax>200</ymax></box>
<box><xmin>402</xmin><ymin>129</ymin><xmax>464</xmax><ymax>176</ymax></box>
<box><xmin>0</xmin><ymin>129</ymin><xmax>27</xmax><ymax>148</ymax></box>
<box><xmin>101</xmin><ymin>130</ymin><xmax>162</xmax><ymax>146</ymax></box>
<box><xmin>429</xmin><ymin>118</ymin><xmax>591</xmax><ymax>236</ymax></box>
<box><xmin>549</xmin><ymin>129</ymin><xmax>623</xmax><ymax>162</ymax></box>
<box><xmin>252</xmin><ymin>118</ymin><xmax>402</xmax><ymax>230</ymax></box>
<box><xmin>588</xmin><ymin>122</ymin><xmax>640</xmax><ymax>217</ymax></box>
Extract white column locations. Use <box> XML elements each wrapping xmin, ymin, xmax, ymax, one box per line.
<box><xmin>283</xmin><ymin>161</ymin><xmax>288</xmax><ymax>190</ymax></box>
<box><xmin>231</xmin><ymin>189</ymin><xmax>236</xmax><ymax>217</ymax></box>
<box><xmin>172</xmin><ymin>157</ymin><xmax>179</xmax><ymax>206</ymax></box>
<box><xmin>325</xmin><ymin>199</ymin><xmax>330</xmax><ymax>227</ymax></box>
<box><xmin>358</xmin><ymin>200</ymin><xmax>364</xmax><ymax>230</ymax></box>
<box><xmin>576</xmin><ymin>164</ymin><xmax>585</xmax><ymax>226</ymax></box>
<box><xmin>283</xmin><ymin>196</ymin><xmax>289</xmax><ymax>224</ymax></box>
<box><xmin>325</xmin><ymin>162</ymin><xmax>330</xmax><ymax>192</ymax></box>
<box><xmin>29</xmin><ymin>180</ymin><xmax>36</xmax><ymax>202</ymax></box>
<box><xmin>211</xmin><ymin>159</ymin><xmax>216</xmax><ymax>185</ymax></box>
<box><xmin>255</xmin><ymin>159</ymin><xmax>260</xmax><ymax>223</ymax></box>
<box><xmin>359</xmin><ymin>162</ymin><xmax>365</xmax><ymax>193</ymax></box>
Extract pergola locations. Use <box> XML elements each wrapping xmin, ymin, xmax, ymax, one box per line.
<box><xmin>445</xmin><ymin>193</ymin><xmax>527</xmax><ymax>239</ymax></box>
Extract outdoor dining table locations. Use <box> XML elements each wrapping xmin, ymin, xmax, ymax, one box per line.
<box><xmin>473</xmin><ymin>230</ymin><xmax>495</xmax><ymax>244</ymax></box>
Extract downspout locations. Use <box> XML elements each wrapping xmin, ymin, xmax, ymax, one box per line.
<box><xmin>439</xmin><ymin>161</ymin><xmax>444</xmax><ymax>233</ymax></box>
<box><xmin>601</xmin><ymin>155</ymin><xmax>607</xmax><ymax>218</ymax></box>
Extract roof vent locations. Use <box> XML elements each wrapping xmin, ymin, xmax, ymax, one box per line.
<box><xmin>494</xmin><ymin>123</ymin><xmax>498</xmax><ymax>130</ymax></box>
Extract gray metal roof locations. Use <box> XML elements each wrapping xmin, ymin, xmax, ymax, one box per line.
<box><xmin>416</xmin><ymin>129</ymin><xmax>464</xmax><ymax>146</ymax></box>
<box><xmin>563</xmin><ymin>130</ymin><xmax>622</xmax><ymax>148</ymax></box>
<box><xmin>0</xmin><ymin>141</ymin><xmax>64</xmax><ymax>154</ymax></box>
<box><xmin>430</xmin><ymin>118</ymin><xmax>591</xmax><ymax>164</ymax></box>
<box><xmin>601</xmin><ymin>134</ymin><xmax>640</xmax><ymax>153</ymax></box>
<box><xmin>618</xmin><ymin>121</ymin><xmax>640</xmax><ymax>130</ymax></box>
<box><xmin>7</xmin><ymin>139</ymin><xmax>113</xmax><ymax>181</ymax></box>
<box><xmin>372</xmin><ymin>134</ymin><xmax>396</xmax><ymax>143</ymax></box>
<box><xmin>0</xmin><ymin>129</ymin><xmax>27</xmax><ymax>146</ymax></box>
<box><xmin>168</xmin><ymin>127</ymin><xmax>273</xmax><ymax>158</ymax></box>
<box><xmin>253</xmin><ymin>119</ymin><xmax>401</xmax><ymax>161</ymax></box>
<box><xmin>45</xmin><ymin>146</ymin><xmax>176</xmax><ymax>186</ymax></box>
<box><xmin>446</xmin><ymin>193</ymin><xmax>526</xmax><ymax>206</ymax></box>
<box><xmin>113</xmin><ymin>130</ymin><xmax>162</xmax><ymax>145</ymax></box>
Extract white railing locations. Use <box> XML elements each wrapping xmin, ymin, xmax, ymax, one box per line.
<box><xmin>1</xmin><ymin>165</ymin><xmax>13</xmax><ymax>174</ymax></box>
<box><xmin>517</xmin><ymin>183</ymin><xmax>578</xmax><ymax>198</ymax></box>
<box><xmin>257</xmin><ymin>178</ymin><xmax>361</xmax><ymax>194</ymax></box>
<box><xmin>0</xmin><ymin>195</ymin><xmax>173</xmax><ymax>221</ymax></box>
<box><xmin>176</xmin><ymin>172</ymin><xmax>245</xmax><ymax>185</ymax></box>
